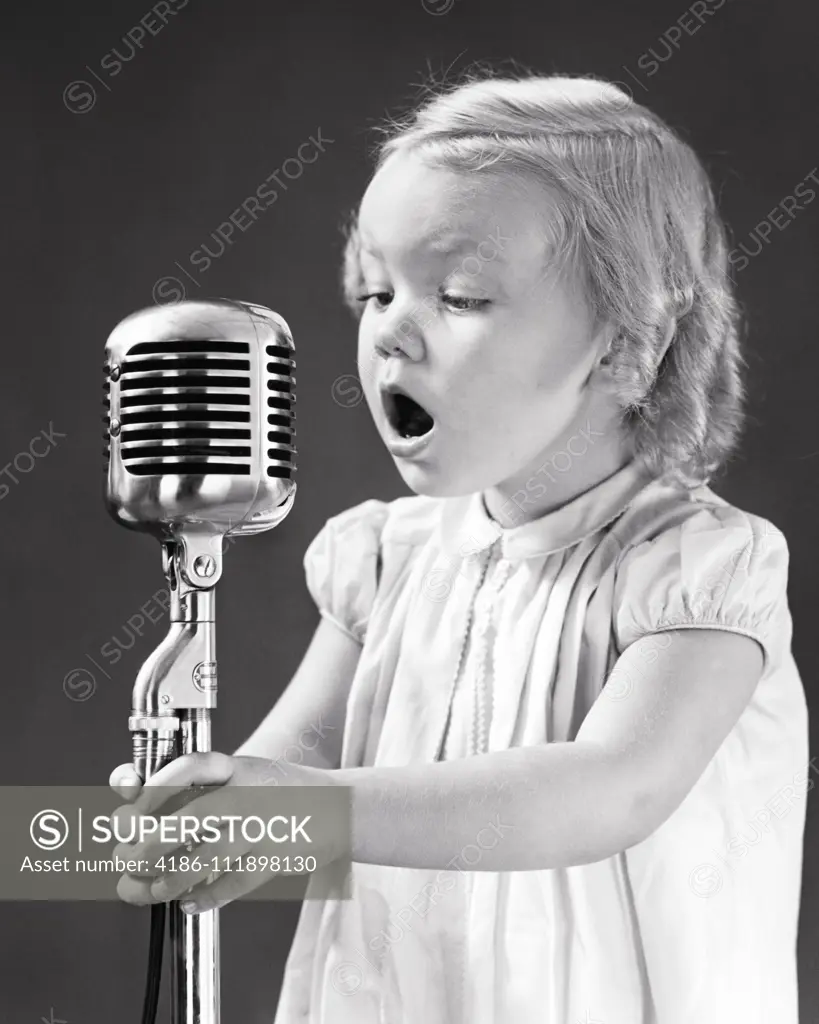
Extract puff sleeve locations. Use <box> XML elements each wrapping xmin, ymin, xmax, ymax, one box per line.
<box><xmin>302</xmin><ymin>498</ymin><xmax>390</xmax><ymax>645</ymax></box>
<box><xmin>613</xmin><ymin>506</ymin><xmax>791</xmax><ymax>672</ymax></box>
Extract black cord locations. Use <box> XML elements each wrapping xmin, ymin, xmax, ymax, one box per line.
<box><xmin>141</xmin><ymin>902</ymin><xmax>166</xmax><ymax>1024</ymax></box>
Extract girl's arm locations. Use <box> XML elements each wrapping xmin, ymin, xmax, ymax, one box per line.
<box><xmin>333</xmin><ymin>628</ymin><xmax>765</xmax><ymax>871</ymax></box>
<box><xmin>233</xmin><ymin>616</ymin><xmax>361</xmax><ymax>771</ymax></box>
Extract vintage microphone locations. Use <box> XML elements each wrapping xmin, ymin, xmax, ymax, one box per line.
<box><xmin>102</xmin><ymin>298</ymin><xmax>297</xmax><ymax>1024</ymax></box>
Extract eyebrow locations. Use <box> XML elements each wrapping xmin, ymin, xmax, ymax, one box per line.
<box><xmin>359</xmin><ymin>234</ymin><xmax>509</xmax><ymax>266</ymax></box>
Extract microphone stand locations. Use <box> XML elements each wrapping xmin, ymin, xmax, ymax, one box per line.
<box><xmin>130</xmin><ymin>530</ymin><xmax>224</xmax><ymax>1024</ymax></box>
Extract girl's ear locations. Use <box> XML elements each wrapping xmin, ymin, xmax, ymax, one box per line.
<box><xmin>587</xmin><ymin>322</ymin><xmax>618</xmax><ymax>392</ymax></box>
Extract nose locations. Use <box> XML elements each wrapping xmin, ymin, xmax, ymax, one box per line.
<box><xmin>371</xmin><ymin>302</ymin><xmax>426</xmax><ymax>362</ymax></box>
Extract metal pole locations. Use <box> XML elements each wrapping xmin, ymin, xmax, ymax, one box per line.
<box><xmin>130</xmin><ymin>541</ymin><xmax>221</xmax><ymax>1024</ymax></box>
<box><xmin>171</xmin><ymin>709</ymin><xmax>220</xmax><ymax>1024</ymax></box>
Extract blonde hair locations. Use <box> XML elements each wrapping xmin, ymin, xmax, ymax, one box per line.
<box><xmin>340</xmin><ymin>69</ymin><xmax>745</xmax><ymax>488</ymax></box>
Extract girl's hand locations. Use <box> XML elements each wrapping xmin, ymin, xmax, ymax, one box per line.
<box><xmin>109</xmin><ymin>753</ymin><xmax>341</xmax><ymax>914</ymax></box>
<box><xmin>109</xmin><ymin>762</ymin><xmax>144</xmax><ymax>801</ymax></box>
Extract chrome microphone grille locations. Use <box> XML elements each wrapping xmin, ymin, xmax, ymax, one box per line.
<box><xmin>103</xmin><ymin>299</ymin><xmax>297</xmax><ymax>537</ymax></box>
<box><xmin>264</xmin><ymin>340</ymin><xmax>297</xmax><ymax>481</ymax></box>
<box><xmin>117</xmin><ymin>338</ymin><xmax>254</xmax><ymax>476</ymax></box>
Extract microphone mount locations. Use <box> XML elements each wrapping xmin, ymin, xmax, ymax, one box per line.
<box><xmin>129</xmin><ymin>531</ymin><xmax>222</xmax><ymax>779</ymax></box>
<box><xmin>130</xmin><ymin>530</ymin><xmax>223</xmax><ymax>1024</ymax></box>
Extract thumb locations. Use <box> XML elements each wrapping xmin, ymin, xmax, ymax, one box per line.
<box><xmin>109</xmin><ymin>763</ymin><xmax>143</xmax><ymax>802</ymax></box>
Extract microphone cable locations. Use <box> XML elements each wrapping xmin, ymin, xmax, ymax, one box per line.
<box><xmin>141</xmin><ymin>903</ymin><xmax>165</xmax><ymax>1024</ymax></box>
<box><xmin>138</xmin><ymin>740</ymin><xmax>176</xmax><ymax>1024</ymax></box>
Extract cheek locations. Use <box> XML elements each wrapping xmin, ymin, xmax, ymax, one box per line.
<box><xmin>524</xmin><ymin>288</ymin><xmax>595</xmax><ymax>387</ymax></box>
<box><xmin>439</xmin><ymin>358</ymin><xmax>496</xmax><ymax>420</ymax></box>
<box><xmin>442</xmin><ymin>369</ymin><xmax>519</xmax><ymax>434</ymax></box>
<box><xmin>357</xmin><ymin>328</ymin><xmax>379</xmax><ymax>382</ymax></box>
<box><xmin>360</xmin><ymin>372</ymin><xmax>382</xmax><ymax>425</ymax></box>
<box><xmin>522</xmin><ymin>330</ymin><xmax>590</xmax><ymax>399</ymax></box>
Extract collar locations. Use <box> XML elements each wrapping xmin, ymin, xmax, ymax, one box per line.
<box><xmin>437</xmin><ymin>459</ymin><xmax>657</xmax><ymax>561</ymax></box>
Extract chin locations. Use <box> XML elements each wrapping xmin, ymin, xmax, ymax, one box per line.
<box><xmin>390</xmin><ymin>458</ymin><xmax>488</xmax><ymax>499</ymax></box>
<box><xmin>392</xmin><ymin>462</ymin><xmax>450</xmax><ymax>497</ymax></box>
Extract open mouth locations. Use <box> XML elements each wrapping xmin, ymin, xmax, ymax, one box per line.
<box><xmin>381</xmin><ymin>385</ymin><xmax>435</xmax><ymax>439</ymax></box>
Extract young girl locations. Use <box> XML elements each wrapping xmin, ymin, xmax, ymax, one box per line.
<box><xmin>112</xmin><ymin>72</ymin><xmax>809</xmax><ymax>1023</ymax></box>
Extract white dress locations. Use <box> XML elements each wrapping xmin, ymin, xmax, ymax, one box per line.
<box><xmin>273</xmin><ymin>459</ymin><xmax>808</xmax><ymax>1024</ymax></box>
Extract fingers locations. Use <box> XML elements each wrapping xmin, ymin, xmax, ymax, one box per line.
<box><xmin>117</xmin><ymin>871</ymin><xmax>158</xmax><ymax>906</ymax></box>
<box><xmin>117</xmin><ymin>860</ymin><xmax>219</xmax><ymax>908</ymax></box>
<box><xmin>117</xmin><ymin>871</ymin><xmax>194</xmax><ymax>906</ymax></box>
<box><xmin>114</xmin><ymin>752</ymin><xmax>236</xmax><ymax>907</ymax></box>
<box><xmin>113</xmin><ymin>787</ymin><xmax>237</xmax><ymax>872</ymax></box>
<box><xmin>109</xmin><ymin>763</ymin><xmax>143</xmax><ymax>801</ymax></box>
<box><xmin>176</xmin><ymin>853</ymin><xmax>262</xmax><ymax>914</ymax></box>
<box><xmin>149</xmin><ymin>842</ymin><xmax>249</xmax><ymax>903</ymax></box>
<box><xmin>134</xmin><ymin>752</ymin><xmax>235</xmax><ymax>816</ymax></box>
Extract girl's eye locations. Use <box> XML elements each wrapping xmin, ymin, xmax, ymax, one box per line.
<box><xmin>354</xmin><ymin>291</ymin><xmax>490</xmax><ymax>313</ymax></box>
<box><xmin>441</xmin><ymin>293</ymin><xmax>490</xmax><ymax>312</ymax></box>
<box><xmin>355</xmin><ymin>291</ymin><xmax>392</xmax><ymax>309</ymax></box>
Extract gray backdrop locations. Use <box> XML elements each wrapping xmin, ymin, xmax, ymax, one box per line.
<box><xmin>3</xmin><ymin>0</ymin><xmax>818</xmax><ymax>1020</ymax></box>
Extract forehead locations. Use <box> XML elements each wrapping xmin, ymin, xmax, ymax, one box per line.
<box><xmin>357</xmin><ymin>152</ymin><xmax>551</xmax><ymax>268</ymax></box>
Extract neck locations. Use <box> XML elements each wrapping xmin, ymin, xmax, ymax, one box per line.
<box><xmin>481</xmin><ymin>409</ymin><xmax>633</xmax><ymax>529</ymax></box>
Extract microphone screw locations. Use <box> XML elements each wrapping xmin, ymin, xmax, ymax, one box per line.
<box><xmin>193</xmin><ymin>555</ymin><xmax>216</xmax><ymax>578</ymax></box>
<box><xmin>109</xmin><ymin>418</ymin><xmax>121</xmax><ymax>437</ymax></box>
<box><xmin>109</xmin><ymin>364</ymin><xmax>121</xmax><ymax>382</ymax></box>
